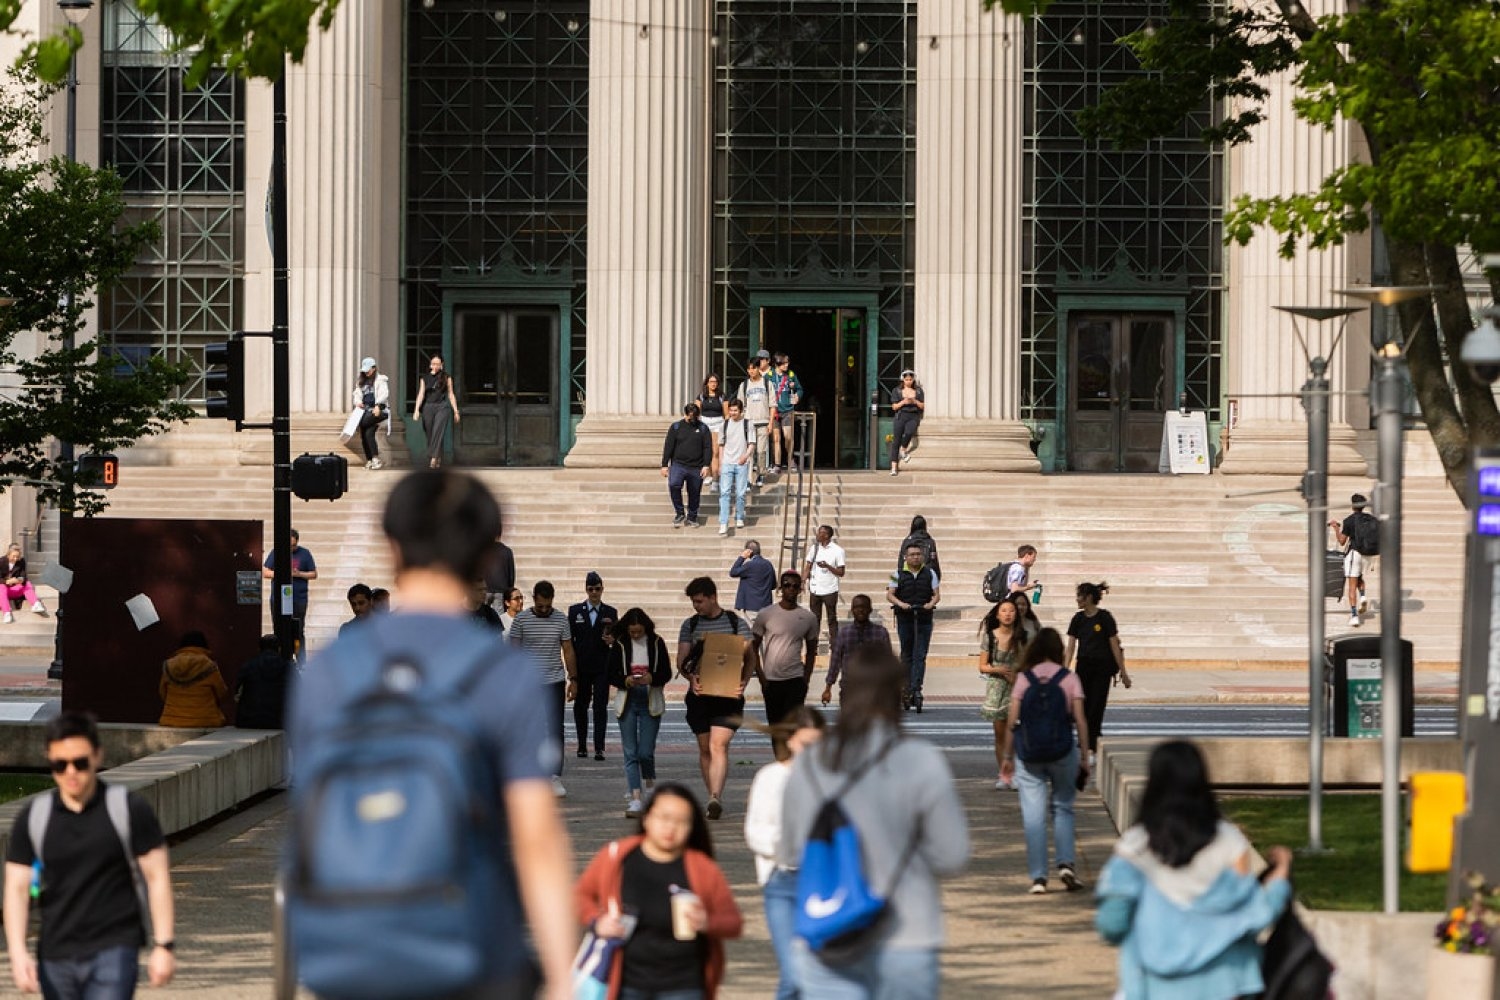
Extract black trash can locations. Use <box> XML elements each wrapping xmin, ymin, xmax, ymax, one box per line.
<box><xmin>1325</xmin><ymin>634</ymin><xmax>1414</xmax><ymax>738</ymax></box>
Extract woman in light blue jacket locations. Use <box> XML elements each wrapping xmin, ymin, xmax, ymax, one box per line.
<box><xmin>1096</xmin><ymin>741</ymin><xmax>1293</xmax><ymax>1000</ymax></box>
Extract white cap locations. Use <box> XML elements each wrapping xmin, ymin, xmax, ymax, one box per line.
<box><xmin>360</xmin><ymin>357</ymin><xmax>377</xmax><ymax>373</ymax></box>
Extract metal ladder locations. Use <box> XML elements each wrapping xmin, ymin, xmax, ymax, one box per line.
<box><xmin>776</xmin><ymin>411</ymin><xmax>818</xmax><ymax>575</ymax></box>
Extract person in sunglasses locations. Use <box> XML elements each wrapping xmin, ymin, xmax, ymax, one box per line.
<box><xmin>3</xmin><ymin>711</ymin><xmax>177</xmax><ymax>996</ymax></box>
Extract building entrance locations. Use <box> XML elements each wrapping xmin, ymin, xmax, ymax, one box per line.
<box><xmin>453</xmin><ymin>306</ymin><xmax>559</xmax><ymax>466</ymax></box>
<box><xmin>759</xmin><ymin>306</ymin><xmax>869</xmax><ymax>469</ymax></box>
<box><xmin>1067</xmin><ymin>312</ymin><xmax>1174</xmax><ymax>472</ymax></box>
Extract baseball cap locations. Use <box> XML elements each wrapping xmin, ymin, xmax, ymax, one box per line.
<box><xmin>1351</xmin><ymin>493</ymin><xmax>1368</xmax><ymax>507</ymax></box>
<box><xmin>360</xmin><ymin>357</ymin><xmax>377</xmax><ymax>373</ymax></box>
<box><xmin>756</xmin><ymin>349</ymin><xmax>771</xmax><ymax>360</ymax></box>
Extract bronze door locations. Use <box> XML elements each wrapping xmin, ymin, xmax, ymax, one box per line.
<box><xmin>454</xmin><ymin>307</ymin><xmax>559</xmax><ymax>466</ymax></box>
<box><xmin>1068</xmin><ymin>313</ymin><xmax>1172</xmax><ymax>472</ymax></box>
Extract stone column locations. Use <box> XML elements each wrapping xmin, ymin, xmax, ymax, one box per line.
<box><xmin>276</xmin><ymin>1</ymin><xmax>406</xmax><ymax>459</ymax></box>
<box><xmin>910</xmin><ymin>1</ymin><xmax>1039</xmax><ymax>472</ymax></box>
<box><xmin>1219</xmin><ymin>0</ymin><xmax>1365</xmax><ymax>475</ymax></box>
<box><xmin>566</xmin><ymin>1</ymin><xmax>709</xmax><ymax>468</ymax></box>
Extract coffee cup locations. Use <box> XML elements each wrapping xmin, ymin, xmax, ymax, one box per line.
<box><xmin>670</xmin><ymin>890</ymin><xmax>700</xmax><ymax>941</ymax></box>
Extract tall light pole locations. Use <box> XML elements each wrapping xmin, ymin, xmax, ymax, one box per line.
<box><xmin>1338</xmin><ymin>284</ymin><xmax>1437</xmax><ymax>913</ymax></box>
<box><xmin>1274</xmin><ymin>304</ymin><xmax>1364</xmax><ymax>853</ymax></box>
<box><xmin>49</xmin><ymin>0</ymin><xmax>94</xmax><ymax>681</ymax></box>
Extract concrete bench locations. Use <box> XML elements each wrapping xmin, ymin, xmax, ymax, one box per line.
<box><xmin>0</xmin><ymin>726</ymin><xmax>284</xmax><ymax>859</ymax></box>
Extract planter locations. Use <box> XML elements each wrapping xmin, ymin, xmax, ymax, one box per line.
<box><xmin>1425</xmin><ymin>950</ymin><xmax>1497</xmax><ymax>1000</ymax></box>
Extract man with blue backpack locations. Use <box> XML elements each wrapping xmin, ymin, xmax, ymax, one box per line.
<box><xmin>998</xmin><ymin>628</ymin><xmax>1092</xmax><ymax>895</ymax></box>
<box><xmin>285</xmin><ymin>469</ymin><xmax>576</xmax><ymax>1000</ymax></box>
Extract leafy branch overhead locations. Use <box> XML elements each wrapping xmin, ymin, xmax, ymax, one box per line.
<box><xmin>991</xmin><ymin>0</ymin><xmax>1500</xmax><ymax>497</ymax></box>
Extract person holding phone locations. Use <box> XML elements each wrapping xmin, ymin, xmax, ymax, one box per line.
<box><xmin>575</xmin><ymin>783</ymin><xmax>743</xmax><ymax>1000</ymax></box>
<box><xmin>608</xmin><ymin>608</ymin><xmax>673</xmax><ymax>818</ymax></box>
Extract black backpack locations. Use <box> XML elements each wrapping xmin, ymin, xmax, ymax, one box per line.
<box><xmin>1260</xmin><ymin>891</ymin><xmax>1334</xmax><ymax>1000</ymax></box>
<box><xmin>982</xmin><ymin>562</ymin><xmax>1016</xmax><ymax>604</ymax></box>
<box><xmin>1349</xmin><ymin>512</ymin><xmax>1380</xmax><ymax>556</ymax></box>
<box><xmin>679</xmin><ymin>611</ymin><xmax>744</xmax><ymax>676</ymax></box>
<box><xmin>1015</xmin><ymin>668</ymin><xmax>1076</xmax><ymax>763</ymax></box>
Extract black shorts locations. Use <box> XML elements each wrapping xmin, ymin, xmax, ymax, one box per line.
<box><xmin>684</xmin><ymin>691</ymin><xmax>745</xmax><ymax>735</ymax></box>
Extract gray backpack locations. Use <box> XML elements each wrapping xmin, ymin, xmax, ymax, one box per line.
<box><xmin>28</xmin><ymin>784</ymin><xmax>152</xmax><ymax>940</ymax></box>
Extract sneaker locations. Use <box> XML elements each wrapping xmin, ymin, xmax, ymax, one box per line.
<box><xmin>2</xmin><ymin>612</ymin><xmax>11</xmax><ymax>624</ymax></box>
<box><xmin>1029</xmin><ymin>879</ymin><xmax>1047</xmax><ymax>895</ymax></box>
<box><xmin>673</xmin><ymin>513</ymin><xmax>686</xmax><ymax>528</ymax></box>
<box><xmin>594</xmin><ymin>752</ymin><xmax>605</xmax><ymax>762</ymax></box>
<box><xmin>1059</xmin><ymin>866</ymin><xmax>1084</xmax><ymax>892</ymax></box>
<box><xmin>686</xmin><ymin>517</ymin><xmax>701</xmax><ymax>529</ymax></box>
<box><xmin>706</xmin><ymin>797</ymin><xmax>723</xmax><ymax>820</ymax></box>
<box><xmin>643</xmin><ymin>779</ymin><xmax>655</xmax><ymax>794</ymax></box>
<box><xmin>735</xmin><ymin>518</ymin><xmax>745</xmax><ymax>528</ymax></box>
<box><xmin>901</xmin><ymin>450</ymin><xmax>912</xmax><ymax>465</ymax></box>
<box><xmin>1348</xmin><ymin>612</ymin><xmax>1361</xmax><ymax>627</ymax></box>
<box><xmin>718</xmin><ymin>524</ymin><xmax>728</xmax><ymax>536</ymax></box>
<box><xmin>889</xmin><ymin>468</ymin><xmax>899</xmax><ymax>477</ymax></box>
<box><xmin>551</xmin><ymin>776</ymin><xmax>567</xmax><ymax>798</ymax></box>
<box><xmin>625</xmin><ymin>798</ymin><xmax>644</xmax><ymax>818</ymax></box>
<box><xmin>994</xmin><ymin>776</ymin><xmax>1010</xmax><ymax>791</ymax></box>
<box><xmin>368</xmin><ymin>457</ymin><xmax>384</xmax><ymax>470</ymax></box>
<box><xmin>576</xmin><ymin>748</ymin><xmax>588</xmax><ymax>758</ymax></box>
<box><xmin>363</xmin><ymin>459</ymin><xmax>374</xmax><ymax>470</ymax></box>
<box><xmin>1358</xmin><ymin>592</ymin><xmax>1370</xmax><ymax>614</ymax></box>
<box><xmin>30</xmin><ymin>602</ymin><xmax>46</xmax><ymax>616</ymax></box>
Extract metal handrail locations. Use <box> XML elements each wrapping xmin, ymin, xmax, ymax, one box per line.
<box><xmin>777</xmin><ymin>412</ymin><xmax>817</xmax><ymax>575</ymax></box>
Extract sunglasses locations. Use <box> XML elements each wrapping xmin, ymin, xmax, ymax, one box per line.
<box><xmin>48</xmin><ymin>756</ymin><xmax>92</xmax><ymax>774</ymax></box>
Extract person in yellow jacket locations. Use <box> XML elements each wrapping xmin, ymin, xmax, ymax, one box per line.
<box><xmin>158</xmin><ymin>632</ymin><xmax>229</xmax><ymax>727</ymax></box>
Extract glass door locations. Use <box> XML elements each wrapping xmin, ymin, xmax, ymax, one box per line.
<box><xmin>454</xmin><ymin>306</ymin><xmax>560</xmax><ymax>466</ymax></box>
<box><xmin>1067</xmin><ymin>313</ymin><xmax>1172</xmax><ymax>472</ymax></box>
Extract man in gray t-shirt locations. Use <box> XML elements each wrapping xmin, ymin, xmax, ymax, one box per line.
<box><xmin>752</xmin><ymin>571</ymin><xmax>819</xmax><ymax>749</ymax></box>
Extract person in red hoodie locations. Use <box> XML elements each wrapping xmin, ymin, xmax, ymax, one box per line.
<box><xmin>576</xmin><ymin>783</ymin><xmax>743</xmax><ymax>1000</ymax></box>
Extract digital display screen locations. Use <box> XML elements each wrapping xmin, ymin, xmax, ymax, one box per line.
<box><xmin>1479</xmin><ymin>465</ymin><xmax>1500</xmax><ymax>498</ymax></box>
<box><xmin>1477</xmin><ymin>503</ymin><xmax>1500</xmax><ymax>536</ymax></box>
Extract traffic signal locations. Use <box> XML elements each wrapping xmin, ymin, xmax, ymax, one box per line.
<box><xmin>204</xmin><ymin>334</ymin><xmax>245</xmax><ymax>421</ymax></box>
<box><xmin>76</xmin><ymin>453</ymin><xmax>119</xmax><ymax>489</ymax></box>
<box><xmin>291</xmin><ymin>453</ymin><xmax>348</xmax><ymax>501</ymax></box>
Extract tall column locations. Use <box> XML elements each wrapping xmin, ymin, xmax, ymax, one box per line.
<box><xmin>567</xmin><ymin>2</ymin><xmax>709</xmax><ymax>468</ymax></box>
<box><xmin>280</xmin><ymin>2</ymin><xmax>403</xmax><ymax>446</ymax></box>
<box><xmin>910</xmin><ymin>1</ymin><xmax>1039</xmax><ymax>472</ymax></box>
<box><xmin>1220</xmin><ymin>0</ymin><xmax>1365</xmax><ymax>475</ymax></box>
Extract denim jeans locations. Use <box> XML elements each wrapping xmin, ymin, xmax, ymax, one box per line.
<box><xmin>1014</xmin><ymin>746</ymin><xmax>1080</xmax><ymax>881</ymax></box>
<box><xmin>667</xmin><ymin>462</ymin><xmax>703</xmax><ymax>519</ymax></box>
<box><xmin>39</xmin><ymin>944</ymin><xmax>139</xmax><ymax>1000</ymax></box>
<box><xmin>718</xmin><ymin>462</ymin><xmax>749</xmax><ymax>525</ymax></box>
<box><xmin>617</xmin><ymin>690</ymin><xmax>661</xmax><ymax>791</ymax></box>
<box><xmin>619</xmin><ymin>989</ymin><xmax>705</xmax><ymax>1000</ymax></box>
<box><xmin>793</xmin><ymin>941</ymin><xmax>939</xmax><ymax>1000</ymax></box>
<box><xmin>894</xmin><ymin>612</ymin><xmax>932</xmax><ymax>694</ymax></box>
<box><xmin>764</xmin><ymin>868</ymin><xmax>801</xmax><ymax>999</ymax></box>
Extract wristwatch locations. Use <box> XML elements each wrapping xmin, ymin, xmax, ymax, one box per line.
<box><xmin>154</xmin><ymin>940</ymin><xmax>175</xmax><ymax>952</ymax></box>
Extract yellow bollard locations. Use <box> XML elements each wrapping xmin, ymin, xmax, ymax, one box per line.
<box><xmin>1408</xmin><ymin>771</ymin><xmax>1466</xmax><ymax>873</ymax></box>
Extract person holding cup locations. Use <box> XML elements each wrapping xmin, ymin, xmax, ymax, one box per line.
<box><xmin>576</xmin><ymin>783</ymin><xmax>743</xmax><ymax>999</ymax></box>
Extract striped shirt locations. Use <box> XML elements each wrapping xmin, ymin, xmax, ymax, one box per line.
<box><xmin>508</xmin><ymin>608</ymin><xmax>571</xmax><ymax>685</ymax></box>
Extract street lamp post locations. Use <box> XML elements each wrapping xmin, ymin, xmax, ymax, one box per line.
<box><xmin>1274</xmin><ymin>304</ymin><xmax>1364</xmax><ymax>854</ymax></box>
<box><xmin>49</xmin><ymin>0</ymin><xmax>93</xmax><ymax>681</ymax></box>
<box><xmin>1339</xmin><ymin>284</ymin><xmax>1442</xmax><ymax>914</ymax></box>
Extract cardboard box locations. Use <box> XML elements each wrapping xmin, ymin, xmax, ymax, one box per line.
<box><xmin>697</xmin><ymin>633</ymin><xmax>747</xmax><ymax>697</ymax></box>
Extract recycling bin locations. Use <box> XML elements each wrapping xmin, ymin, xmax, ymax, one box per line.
<box><xmin>1326</xmin><ymin>634</ymin><xmax>1414</xmax><ymax>738</ymax></box>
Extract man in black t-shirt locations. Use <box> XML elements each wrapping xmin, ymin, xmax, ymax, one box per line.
<box><xmin>1329</xmin><ymin>492</ymin><xmax>1376</xmax><ymax>627</ymax></box>
<box><xmin>4</xmin><ymin>712</ymin><xmax>176</xmax><ymax>996</ymax></box>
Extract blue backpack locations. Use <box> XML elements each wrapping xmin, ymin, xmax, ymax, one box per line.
<box><xmin>286</xmin><ymin>626</ymin><xmax>512</xmax><ymax>1000</ymax></box>
<box><xmin>1015</xmin><ymin>668</ymin><xmax>1076</xmax><ymax>763</ymax></box>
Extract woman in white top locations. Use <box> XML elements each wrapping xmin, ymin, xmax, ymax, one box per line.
<box><xmin>351</xmin><ymin>356</ymin><xmax>391</xmax><ymax>469</ymax></box>
<box><xmin>498</xmin><ymin>587</ymin><xmax>523</xmax><ymax>634</ymax></box>
<box><xmin>744</xmin><ymin>705</ymin><xmax>826</xmax><ymax>1000</ymax></box>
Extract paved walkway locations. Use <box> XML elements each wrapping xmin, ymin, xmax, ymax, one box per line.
<box><xmin>136</xmin><ymin>729</ymin><xmax>1120</xmax><ymax>999</ymax></box>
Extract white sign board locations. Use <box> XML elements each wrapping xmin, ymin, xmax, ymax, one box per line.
<box><xmin>1159</xmin><ymin>410</ymin><xmax>1211</xmax><ymax>474</ymax></box>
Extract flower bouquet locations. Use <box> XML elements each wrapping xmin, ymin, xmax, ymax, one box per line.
<box><xmin>1428</xmin><ymin>872</ymin><xmax>1499</xmax><ymax>999</ymax></box>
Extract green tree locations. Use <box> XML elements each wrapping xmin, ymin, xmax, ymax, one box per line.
<box><xmin>990</xmin><ymin>0</ymin><xmax>1500</xmax><ymax>500</ymax></box>
<box><xmin>0</xmin><ymin>68</ymin><xmax>191</xmax><ymax>515</ymax></box>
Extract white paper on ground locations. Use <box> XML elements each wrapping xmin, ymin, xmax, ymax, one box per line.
<box><xmin>124</xmin><ymin>593</ymin><xmax>160</xmax><ymax>631</ymax></box>
<box><xmin>36</xmin><ymin>562</ymin><xmax>74</xmax><ymax>595</ymax></box>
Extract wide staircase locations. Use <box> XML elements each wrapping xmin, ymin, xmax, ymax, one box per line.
<box><xmin>10</xmin><ymin>465</ymin><xmax>1469</xmax><ymax>668</ymax></box>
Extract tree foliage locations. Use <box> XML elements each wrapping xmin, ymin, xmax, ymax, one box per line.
<box><xmin>988</xmin><ymin>0</ymin><xmax>1500</xmax><ymax>499</ymax></box>
<box><xmin>0</xmin><ymin>69</ymin><xmax>191</xmax><ymax>515</ymax></box>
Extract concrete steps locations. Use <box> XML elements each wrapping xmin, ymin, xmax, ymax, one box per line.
<box><xmin>13</xmin><ymin>467</ymin><xmax>1469</xmax><ymax>668</ymax></box>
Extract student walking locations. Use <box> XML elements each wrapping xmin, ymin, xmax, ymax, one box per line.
<box><xmin>695</xmin><ymin>373</ymin><xmax>727</xmax><ymax>445</ymax></box>
<box><xmin>820</xmin><ymin>594</ymin><xmax>892</xmax><ymax>706</ymax></box>
<box><xmin>999</xmin><ymin>628</ymin><xmax>1090</xmax><ymax>894</ymax></box>
<box><xmin>751</xmin><ymin>572</ymin><xmax>820</xmax><ymax>746</ymax></box>
<box><xmin>676</xmin><ymin>577</ymin><xmax>752</xmax><ymax>820</ymax></box>
<box><xmin>736</xmin><ymin>356</ymin><xmax>772</xmax><ymax>488</ymax></box>
<box><xmin>768</xmin><ymin>353</ymin><xmax>802</xmax><ymax>472</ymax></box>
<box><xmin>4</xmin><ymin>712</ymin><xmax>177</xmax><ymax>998</ymax></box>
<box><xmin>743</xmin><ymin>707</ymin><xmax>826</xmax><ymax>1000</ymax></box>
<box><xmin>1065</xmin><ymin>581</ymin><xmax>1131</xmax><ymax>766</ymax></box>
<box><xmin>509</xmin><ymin>580</ymin><xmax>579</xmax><ymax>797</ymax></box>
<box><xmin>351</xmin><ymin>357</ymin><xmax>390</xmax><ymax>470</ymax></box>
<box><xmin>569</xmin><ymin>572</ymin><xmax>618</xmax><ymax>761</ymax></box>
<box><xmin>887</xmin><ymin>542</ymin><xmax>940</xmax><ymax>712</ymax></box>
<box><xmin>729</xmin><ymin>541</ymin><xmax>777</xmax><ymax>622</ymax></box>
<box><xmin>717</xmin><ymin>399</ymin><xmax>753</xmax><ymax>535</ymax></box>
<box><xmin>801</xmin><ymin>525</ymin><xmax>845</xmax><ymax>652</ymax></box>
<box><xmin>888</xmin><ymin>369</ymin><xmax>924</xmax><ymax>476</ymax></box>
<box><xmin>979</xmin><ymin>597</ymin><xmax>1026</xmax><ymax>790</ymax></box>
<box><xmin>1329</xmin><ymin>492</ymin><xmax>1377</xmax><ymax>626</ymax></box>
<box><xmin>412</xmin><ymin>353</ymin><xmax>461</xmax><ymax>469</ymax></box>
<box><xmin>779</xmin><ymin>646</ymin><xmax>969</xmax><ymax>997</ymax></box>
<box><xmin>609</xmin><ymin>608</ymin><xmax>673</xmax><ymax>818</ymax></box>
<box><xmin>661</xmin><ymin>403</ymin><xmax>714</xmax><ymax>528</ymax></box>
<box><xmin>1096</xmin><ymin>741</ymin><xmax>1294</xmax><ymax>1000</ymax></box>
<box><xmin>576</xmin><ymin>783</ymin><xmax>744</xmax><ymax>1000</ymax></box>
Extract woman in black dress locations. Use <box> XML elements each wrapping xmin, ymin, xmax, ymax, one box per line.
<box><xmin>412</xmin><ymin>354</ymin><xmax>461</xmax><ymax>469</ymax></box>
<box><xmin>1065</xmin><ymin>581</ymin><xmax>1132</xmax><ymax>766</ymax></box>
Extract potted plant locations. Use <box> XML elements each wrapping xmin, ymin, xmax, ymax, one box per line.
<box><xmin>1428</xmin><ymin>872</ymin><xmax>1500</xmax><ymax>999</ymax></box>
